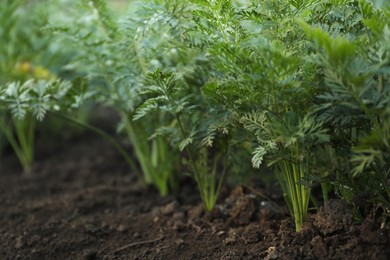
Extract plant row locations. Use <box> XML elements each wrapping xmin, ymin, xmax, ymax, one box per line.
<box><xmin>1</xmin><ymin>0</ymin><xmax>390</xmax><ymax>232</ymax></box>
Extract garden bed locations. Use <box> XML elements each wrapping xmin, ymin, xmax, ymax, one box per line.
<box><xmin>1</xmin><ymin>1</ymin><xmax>390</xmax><ymax>259</ymax></box>
<box><xmin>1</xmin><ymin>127</ymin><xmax>388</xmax><ymax>259</ymax></box>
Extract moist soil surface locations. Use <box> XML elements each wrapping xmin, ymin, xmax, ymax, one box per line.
<box><xmin>1</xmin><ymin>121</ymin><xmax>389</xmax><ymax>260</ymax></box>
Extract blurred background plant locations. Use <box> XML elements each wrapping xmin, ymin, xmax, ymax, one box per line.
<box><xmin>0</xmin><ymin>0</ymin><xmax>78</xmax><ymax>173</ymax></box>
<box><xmin>48</xmin><ymin>0</ymin><xmax>185</xmax><ymax>196</ymax></box>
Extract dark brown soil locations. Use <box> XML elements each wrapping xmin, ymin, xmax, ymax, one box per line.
<box><xmin>1</xmin><ymin>125</ymin><xmax>389</xmax><ymax>259</ymax></box>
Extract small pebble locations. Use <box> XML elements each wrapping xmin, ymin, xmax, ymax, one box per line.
<box><xmin>217</xmin><ymin>231</ymin><xmax>226</xmax><ymax>237</ymax></box>
<box><xmin>15</xmin><ymin>236</ymin><xmax>23</xmax><ymax>249</ymax></box>
<box><xmin>224</xmin><ymin>236</ymin><xmax>237</xmax><ymax>245</ymax></box>
<box><xmin>117</xmin><ymin>224</ymin><xmax>127</xmax><ymax>232</ymax></box>
<box><xmin>175</xmin><ymin>238</ymin><xmax>184</xmax><ymax>245</ymax></box>
<box><xmin>161</xmin><ymin>201</ymin><xmax>179</xmax><ymax>216</ymax></box>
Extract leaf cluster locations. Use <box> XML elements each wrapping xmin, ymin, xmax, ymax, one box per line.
<box><xmin>22</xmin><ymin>0</ymin><xmax>390</xmax><ymax>219</ymax></box>
<box><xmin>0</xmin><ymin>80</ymin><xmax>72</xmax><ymax>121</ymax></box>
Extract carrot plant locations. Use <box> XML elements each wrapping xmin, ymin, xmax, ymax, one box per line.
<box><xmin>303</xmin><ymin>0</ymin><xmax>390</xmax><ymax>219</ymax></box>
<box><xmin>0</xmin><ymin>0</ymin><xmax>75</xmax><ymax>173</ymax></box>
<box><xmin>0</xmin><ymin>80</ymin><xmax>73</xmax><ymax>173</ymax></box>
<box><xmin>49</xmin><ymin>0</ymin><xmax>184</xmax><ymax>196</ymax></box>
<box><xmin>176</xmin><ymin>0</ymin><xmax>329</xmax><ymax>230</ymax></box>
<box><xmin>174</xmin><ymin>0</ymin><xmax>388</xmax><ymax>230</ymax></box>
<box><xmin>135</xmin><ymin>70</ymin><xmax>230</xmax><ymax>211</ymax></box>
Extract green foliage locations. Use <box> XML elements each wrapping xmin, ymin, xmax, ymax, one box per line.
<box><xmin>180</xmin><ymin>0</ymin><xmax>325</xmax><ymax>230</ymax></box>
<box><xmin>0</xmin><ymin>0</ymin><xmax>73</xmax><ymax>81</ymax></box>
<box><xmin>50</xmin><ymin>0</ymin><xmax>187</xmax><ymax>195</ymax></box>
<box><xmin>1</xmin><ymin>0</ymin><xmax>386</xmax><ymax>231</ymax></box>
<box><xmin>303</xmin><ymin>1</ymin><xmax>390</xmax><ymax>219</ymax></box>
<box><xmin>0</xmin><ymin>0</ymin><xmax>75</xmax><ymax>173</ymax></box>
<box><xmin>135</xmin><ymin>69</ymin><xmax>230</xmax><ymax>210</ymax></box>
<box><xmin>0</xmin><ymin>79</ymin><xmax>73</xmax><ymax>172</ymax></box>
<box><xmin>0</xmin><ymin>80</ymin><xmax>72</xmax><ymax>121</ymax></box>
<box><xmin>181</xmin><ymin>0</ymin><xmax>389</xmax><ymax>228</ymax></box>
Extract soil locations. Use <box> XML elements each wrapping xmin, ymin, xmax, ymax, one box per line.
<box><xmin>1</xmin><ymin>120</ymin><xmax>390</xmax><ymax>259</ymax></box>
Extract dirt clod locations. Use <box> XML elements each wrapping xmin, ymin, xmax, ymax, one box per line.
<box><xmin>14</xmin><ymin>236</ymin><xmax>23</xmax><ymax>249</ymax></box>
<box><xmin>314</xmin><ymin>199</ymin><xmax>353</xmax><ymax>236</ymax></box>
<box><xmin>311</xmin><ymin>235</ymin><xmax>328</xmax><ymax>258</ymax></box>
<box><xmin>226</xmin><ymin>187</ymin><xmax>258</xmax><ymax>226</ymax></box>
<box><xmin>187</xmin><ymin>204</ymin><xmax>204</xmax><ymax>220</ymax></box>
<box><xmin>161</xmin><ymin>201</ymin><xmax>179</xmax><ymax>216</ymax></box>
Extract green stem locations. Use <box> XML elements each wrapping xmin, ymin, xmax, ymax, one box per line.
<box><xmin>152</xmin><ymin>137</ymin><xmax>171</xmax><ymax>196</ymax></box>
<box><xmin>175</xmin><ymin>113</ymin><xmax>201</xmax><ymax>178</ymax></box>
<box><xmin>284</xmin><ymin>160</ymin><xmax>300</xmax><ymax>231</ymax></box>
<box><xmin>321</xmin><ymin>181</ymin><xmax>329</xmax><ymax>204</ymax></box>
<box><xmin>122</xmin><ymin>113</ymin><xmax>153</xmax><ymax>184</ymax></box>
<box><xmin>214</xmin><ymin>135</ymin><xmax>229</xmax><ymax>206</ymax></box>
<box><xmin>175</xmin><ymin>112</ymin><xmax>219</xmax><ymax>211</ymax></box>
<box><xmin>125</xmin><ymin>113</ymin><xmax>174</xmax><ymax>196</ymax></box>
<box><xmin>13</xmin><ymin>115</ymin><xmax>35</xmax><ymax>171</ymax></box>
<box><xmin>278</xmin><ymin>147</ymin><xmax>312</xmax><ymax>232</ymax></box>
<box><xmin>0</xmin><ymin>114</ymin><xmax>35</xmax><ymax>174</ymax></box>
